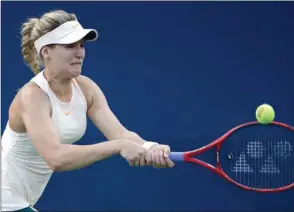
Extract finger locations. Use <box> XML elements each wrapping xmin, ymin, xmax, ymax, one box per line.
<box><xmin>129</xmin><ymin>159</ymin><xmax>135</xmax><ymax>167</ymax></box>
<box><xmin>134</xmin><ymin>157</ymin><xmax>140</xmax><ymax>166</ymax></box>
<box><xmin>145</xmin><ymin>152</ymin><xmax>152</xmax><ymax>166</ymax></box>
<box><xmin>165</xmin><ymin>157</ymin><xmax>175</xmax><ymax>168</ymax></box>
<box><xmin>140</xmin><ymin>154</ymin><xmax>145</xmax><ymax>166</ymax></box>
<box><xmin>159</xmin><ymin>150</ymin><xmax>167</xmax><ymax>167</ymax></box>
<box><xmin>155</xmin><ymin>151</ymin><xmax>163</xmax><ymax>168</ymax></box>
<box><xmin>152</xmin><ymin>152</ymin><xmax>160</xmax><ymax>169</ymax></box>
<box><xmin>163</xmin><ymin>146</ymin><xmax>170</xmax><ymax>158</ymax></box>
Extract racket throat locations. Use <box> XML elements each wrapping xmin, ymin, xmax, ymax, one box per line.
<box><xmin>216</xmin><ymin>151</ymin><xmax>221</xmax><ymax>169</ymax></box>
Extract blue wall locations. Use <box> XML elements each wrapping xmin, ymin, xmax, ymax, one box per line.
<box><xmin>2</xmin><ymin>2</ymin><xmax>294</xmax><ymax>211</ymax></box>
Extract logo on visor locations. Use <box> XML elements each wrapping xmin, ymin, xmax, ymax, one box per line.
<box><xmin>71</xmin><ymin>22</ymin><xmax>80</xmax><ymax>28</ymax></box>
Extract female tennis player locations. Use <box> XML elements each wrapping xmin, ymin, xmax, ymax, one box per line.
<box><xmin>1</xmin><ymin>10</ymin><xmax>174</xmax><ymax>211</ymax></box>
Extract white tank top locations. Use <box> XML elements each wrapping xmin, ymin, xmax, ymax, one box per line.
<box><xmin>1</xmin><ymin>71</ymin><xmax>88</xmax><ymax>211</ymax></box>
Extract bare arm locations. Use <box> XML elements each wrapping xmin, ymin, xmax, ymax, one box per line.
<box><xmin>20</xmin><ymin>84</ymin><xmax>127</xmax><ymax>172</ymax></box>
<box><xmin>81</xmin><ymin>77</ymin><xmax>146</xmax><ymax>144</ymax></box>
<box><xmin>76</xmin><ymin>77</ymin><xmax>174</xmax><ymax>168</ymax></box>
<box><xmin>82</xmin><ymin>78</ymin><xmax>174</xmax><ymax>168</ymax></box>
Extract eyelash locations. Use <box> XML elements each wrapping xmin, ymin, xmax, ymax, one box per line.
<box><xmin>66</xmin><ymin>43</ymin><xmax>84</xmax><ymax>49</ymax></box>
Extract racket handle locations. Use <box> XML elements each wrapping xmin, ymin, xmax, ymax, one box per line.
<box><xmin>169</xmin><ymin>152</ymin><xmax>184</xmax><ymax>161</ymax></box>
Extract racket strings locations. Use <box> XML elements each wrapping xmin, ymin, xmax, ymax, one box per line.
<box><xmin>227</xmin><ymin>139</ymin><xmax>293</xmax><ymax>189</ymax></box>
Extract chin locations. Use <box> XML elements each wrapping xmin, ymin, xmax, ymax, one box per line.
<box><xmin>70</xmin><ymin>68</ymin><xmax>82</xmax><ymax>77</ymax></box>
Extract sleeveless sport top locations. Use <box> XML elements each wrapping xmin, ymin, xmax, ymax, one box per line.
<box><xmin>1</xmin><ymin>71</ymin><xmax>87</xmax><ymax>211</ymax></box>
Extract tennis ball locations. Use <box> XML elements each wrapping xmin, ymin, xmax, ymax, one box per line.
<box><xmin>255</xmin><ymin>104</ymin><xmax>275</xmax><ymax>124</ymax></box>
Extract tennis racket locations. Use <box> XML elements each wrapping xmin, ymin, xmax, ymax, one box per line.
<box><xmin>169</xmin><ymin>121</ymin><xmax>294</xmax><ymax>192</ymax></box>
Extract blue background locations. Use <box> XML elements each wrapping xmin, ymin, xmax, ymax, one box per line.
<box><xmin>2</xmin><ymin>1</ymin><xmax>294</xmax><ymax>211</ymax></box>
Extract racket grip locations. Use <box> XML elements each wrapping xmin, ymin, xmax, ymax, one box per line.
<box><xmin>169</xmin><ymin>152</ymin><xmax>184</xmax><ymax>161</ymax></box>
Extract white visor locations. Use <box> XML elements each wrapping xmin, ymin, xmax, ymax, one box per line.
<box><xmin>34</xmin><ymin>20</ymin><xmax>98</xmax><ymax>55</ymax></box>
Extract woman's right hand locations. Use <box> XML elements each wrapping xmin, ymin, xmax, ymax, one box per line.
<box><xmin>119</xmin><ymin>140</ymin><xmax>150</xmax><ymax>167</ymax></box>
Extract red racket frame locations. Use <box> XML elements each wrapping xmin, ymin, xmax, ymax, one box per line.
<box><xmin>178</xmin><ymin>121</ymin><xmax>294</xmax><ymax>192</ymax></box>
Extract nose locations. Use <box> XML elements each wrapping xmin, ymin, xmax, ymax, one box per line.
<box><xmin>75</xmin><ymin>46</ymin><xmax>85</xmax><ymax>59</ymax></box>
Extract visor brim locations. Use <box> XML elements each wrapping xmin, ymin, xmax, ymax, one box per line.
<box><xmin>56</xmin><ymin>28</ymin><xmax>98</xmax><ymax>45</ymax></box>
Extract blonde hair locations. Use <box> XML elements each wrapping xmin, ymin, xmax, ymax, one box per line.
<box><xmin>21</xmin><ymin>10</ymin><xmax>77</xmax><ymax>75</ymax></box>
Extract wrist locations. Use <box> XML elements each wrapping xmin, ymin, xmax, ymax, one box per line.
<box><xmin>142</xmin><ymin>141</ymin><xmax>159</xmax><ymax>150</ymax></box>
<box><xmin>115</xmin><ymin>139</ymin><xmax>127</xmax><ymax>154</ymax></box>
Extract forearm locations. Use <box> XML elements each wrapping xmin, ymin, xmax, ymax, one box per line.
<box><xmin>119</xmin><ymin>131</ymin><xmax>145</xmax><ymax>145</ymax></box>
<box><xmin>51</xmin><ymin>139</ymin><xmax>123</xmax><ymax>172</ymax></box>
<box><xmin>119</xmin><ymin>131</ymin><xmax>159</xmax><ymax>150</ymax></box>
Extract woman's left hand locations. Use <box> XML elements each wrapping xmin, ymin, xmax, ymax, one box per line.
<box><xmin>147</xmin><ymin>144</ymin><xmax>175</xmax><ymax>168</ymax></box>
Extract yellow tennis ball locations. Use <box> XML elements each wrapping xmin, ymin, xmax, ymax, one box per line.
<box><xmin>255</xmin><ymin>104</ymin><xmax>275</xmax><ymax>124</ymax></box>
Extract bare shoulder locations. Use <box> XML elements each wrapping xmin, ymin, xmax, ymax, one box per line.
<box><xmin>18</xmin><ymin>82</ymin><xmax>51</xmax><ymax>110</ymax></box>
<box><xmin>75</xmin><ymin>75</ymin><xmax>95</xmax><ymax>92</ymax></box>
<box><xmin>9</xmin><ymin>82</ymin><xmax>51</xmax><ymax>132</ymax></box>
<box><xmin>75</xmin><ymin>75</ymin><xmax>106</xmax><ymax>109</ymax></box>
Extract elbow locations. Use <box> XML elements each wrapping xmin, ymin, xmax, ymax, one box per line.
<box><xmin>45</xmin><ymin>147</ymin><xmax>66</xmax><ymax>172</ymax></box>
<box><xmin>47</xmin><ymin>157</ymin><xmax>64</xmax><ymax>172</ymax></box>
<box><xmin>49</xmin><ymin>161</ymin><xmax>64</xmax><ymax>172</ymax></box>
